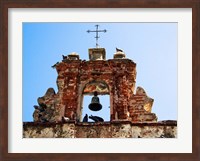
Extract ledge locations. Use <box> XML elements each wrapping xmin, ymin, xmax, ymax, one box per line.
<box><xmin>23</xmin><ymin>120</ymin><xmax>177</xmax><ymax>127</ymax></box>
<box><xmin>23</xmin><ymin>120</ymin><xmax>177</xmax><ymax>138</ymax></box>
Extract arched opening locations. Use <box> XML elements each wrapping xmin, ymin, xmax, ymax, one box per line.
<box><xmin>80</xmin><ymin>81</ymin><xmax>110</xmax><ymax>122</ymax></box>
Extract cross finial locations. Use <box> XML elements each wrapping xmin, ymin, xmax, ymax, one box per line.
<box><xmin>87</xmin><ymin>25</ymin><xmax>107</xmax><ymax>48</ymax></box>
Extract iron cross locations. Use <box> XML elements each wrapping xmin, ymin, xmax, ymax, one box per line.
<box><xmin>87</xmin><ymin>25</ymin><xmax>107</xmax><ymax>48</ymax></box>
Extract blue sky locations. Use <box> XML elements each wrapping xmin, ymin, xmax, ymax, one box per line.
<box><xmin>23</xmin><ymin>23</ymin><xmax>177</xmax><ymax>122</ymax></box>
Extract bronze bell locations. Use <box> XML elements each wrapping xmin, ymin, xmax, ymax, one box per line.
<box><xmin>88</xmin><ymin>91</ymin><xmax>102</xmax><ymax>111</ymax></box>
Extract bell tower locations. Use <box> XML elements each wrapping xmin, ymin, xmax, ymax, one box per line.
<box><xmin>33</xmin><ymin>43</ymin><xmax>158</xmax><ymax>123</ymax></box>
<box><xmin>23</xmin><ymin>24</ymin><xmax>177</xmax><ymax>138</ymax></box>
<box><xmin>32</xmin><ymin>25</ymin><xmax>157</xmax><ymax>123</ymax></box>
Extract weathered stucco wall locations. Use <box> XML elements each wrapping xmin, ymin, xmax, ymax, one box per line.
<box><xmin>23</xmin><ymin>121</ymin><xmax>177</xmax><ymax>138</ymax></box>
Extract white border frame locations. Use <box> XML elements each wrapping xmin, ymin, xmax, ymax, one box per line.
<box><xmin>8</xmin><ymin>8</ymin><xmax>192</xmax><ymax>153</ymax></box>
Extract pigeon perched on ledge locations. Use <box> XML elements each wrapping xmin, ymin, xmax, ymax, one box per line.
<box><xmin>62</xmin><ymin>116</ymin><xmax>70</xmax><ymax>122</ymax></box>
<box><xmin>33</xmin><ymin>105</ymin><xmax>44</xmax><ymax>112</ymax></box>
<box><xmin>83</xmin><ymin>114</ymin><xmax>88</xmax><ymax>122</ymax></box>
<box><xmin>51</xmin><ymin>62</ymin><xmax>59</xmax><ymax>68</ymax></box>
<box><xmin>89</xmin><ymin>115</ymin><xmax>104</xmax><ymax>122</ymax></box>
<box><xmin>62</xmin><ymin>55</ymin><xmax>68</xmax><ymax>60</ymax></box>
<box><xmin>116</xmin><ymin>47</ymin><xmax>123</xmax><ymax>52</ymax></box>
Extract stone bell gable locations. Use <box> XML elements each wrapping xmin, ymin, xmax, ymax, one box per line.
<box><xmin>32</xmin><ymin>48</ymin><xmax>157</xmax><ymax>123</ymax></box>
